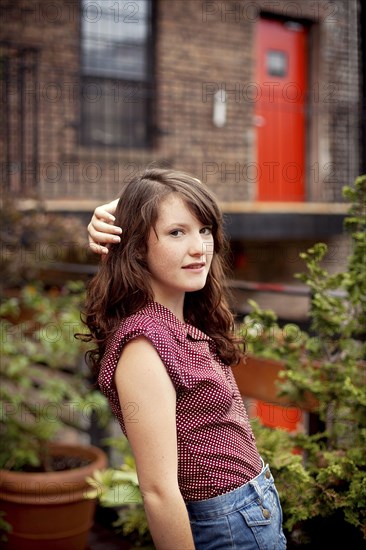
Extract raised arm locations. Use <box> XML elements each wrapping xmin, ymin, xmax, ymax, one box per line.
<box><xmin>87</xmin><ymin>199</ymin><xmax>121</xmax><ymax>254</ymax></box>
<box><xmin>115</xmin><ymin>337</ymin><xmax>195</xmax><ymax>550</ymax></box>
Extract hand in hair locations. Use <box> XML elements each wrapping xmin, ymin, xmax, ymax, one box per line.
<box><xmin>87</xmin><ymin>199</ymin><xmax>121</xmax><ymax>254</ymax></box>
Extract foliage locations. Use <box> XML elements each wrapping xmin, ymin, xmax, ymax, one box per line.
<box><xmin>242</xmin><ymin>175</ymin><xmax>366</xmax><ymax>544</ymax></box>
<box><xmin>241</xmin><ymin>298</ymin><xmax>308</xmax><ymax>365</ymax></box>
<box><xmin>0</xmin><ymin>196</ymin><xmax>96</xmax><ymax>291</ymax></box>
<box><xmin>0</xmin><ymin>512</ymin><xmax>12</xmax><ymax>543</ymax></box>
<box><xmin>251</xmin><ymin>419</ymin><xmax>316</xmax><ymax>531</ymax></box>
<box><xmin>0</xmin><ymin>282</ymin><xmax>109</xmax><ymax>471</ymax></box>
<box><xmin>86</xmin><ymin>437</ymin><xmax>154</xmax><ymax>549</ymax></box>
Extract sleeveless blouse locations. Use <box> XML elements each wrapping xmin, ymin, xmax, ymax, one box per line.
<box><xmin>98</xmin><ymin>301</ymin><xmax>262</xmax><ymax>501</ymax></box>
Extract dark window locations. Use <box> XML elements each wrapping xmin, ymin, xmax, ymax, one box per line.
<box><xmin>266</xmin><ymin>50</ymin><xmax>288</xmax><ymax>77</ymax></box>
<box><xmin>80</xmin><ymin>0</ymin><xmax>153</xmax><ymax>148</ymax></box>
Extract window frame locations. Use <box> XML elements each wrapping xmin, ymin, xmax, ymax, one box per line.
<box><xmin>79</xmin><ymin>0</ymin><xmax>155</xmax><ymax>149</ymax></box>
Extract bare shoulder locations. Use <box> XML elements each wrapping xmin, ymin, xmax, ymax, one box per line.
<box><xmin>118</xmin><ymin>336</ymin><xmax>162</xmax><ymax>367</ymax></box>
<box><xmin>115</xmin><ymin>336</ymin><xmax>172</xmax><ymax>390</ymax></box>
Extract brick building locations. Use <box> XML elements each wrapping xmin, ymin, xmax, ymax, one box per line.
<box><xmin>1</xmin><ymin>0</ymin><xmax>364</xmax><ymax>303</ymax></box>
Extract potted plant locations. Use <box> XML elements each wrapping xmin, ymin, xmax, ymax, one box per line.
<box><xmin>86</xmin><ymin>437</ymin><xmax>154</xmax><ymax>549</ymax></box>
<box><xmin>234</xmin><ymin>299</ymin><xmax>313</xmax><ymax>432</ymax></box>
<box><xmin>236</xmin><ymin>175</ymin><xmax>366</xmax><ymax>547</ymax></box>
<box><xmin>0</xmin><ymin>282</ymin><xmax>110</xmax><ymax>549</ymax></box>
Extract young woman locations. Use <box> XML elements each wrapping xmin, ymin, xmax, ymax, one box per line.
<box><xmin>83</xmin><ymin>168</ymin><xmax>286</xmax><ymax>550</ymax></box>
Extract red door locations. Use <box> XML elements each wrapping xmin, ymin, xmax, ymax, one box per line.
<box><xmin>254</xmin><ymin>18</ymin><xmax>308</xmax><ymax>201</ymax></box>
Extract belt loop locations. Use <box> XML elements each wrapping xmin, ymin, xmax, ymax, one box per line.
<box><xmin>249</xmin><ymin>479</ymin><xmax>263</xmax><ymax>501</ymax></box>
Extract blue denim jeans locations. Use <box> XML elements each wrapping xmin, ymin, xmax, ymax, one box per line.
<box><xmin>186</xmin><ymin>461</ymin><xmax>287</xmax><ymax>549</ymax></box>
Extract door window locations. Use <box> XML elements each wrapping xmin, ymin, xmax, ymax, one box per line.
<box><xmin>266</xmin><ymin>50</ymin><xmax>288</xmax><ymax>77</ymax></box>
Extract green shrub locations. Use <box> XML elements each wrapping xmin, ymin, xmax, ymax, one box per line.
<box><xmin>0</xmin><ymin>281</ymin><xmax>109</xmax><ymax>471</ymax></box>
<box><xmin>243</xmin><ymin>175</ymin><xmax>366</xmax><ymax>545</ymax></box>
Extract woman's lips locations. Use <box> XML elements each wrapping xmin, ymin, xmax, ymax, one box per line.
<box><xmin>182</xmin><ymin>263</ymin><xmax>205</xmax><ymax>270</ymax></box>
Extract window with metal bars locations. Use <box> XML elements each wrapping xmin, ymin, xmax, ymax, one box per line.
<box><xmin>80</xmin><ymin>0</ymin><xmax>154</xmax><ymax>148</ymax></box>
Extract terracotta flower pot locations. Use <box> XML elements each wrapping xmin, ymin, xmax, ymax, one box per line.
<box><xmin>233</xmin><ymin>355</ymin><xmax>318</xmax><ymax>432</ymax></box>
<box><xmin>0</xmin><ymin>443</ymin><xmax>108</xmax><ymax>550</ymax></box>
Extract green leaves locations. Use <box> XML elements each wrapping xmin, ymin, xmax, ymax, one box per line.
<box><xmin>0</xmin><ymin>283</ymin><xmax>110</xmax><ymax>471</ymax></box>
<box><xmin>86</xmin><ymin>437</ymin><xmax>154</xmax><ymax>547</ymax></box>
<box><xmin>241</xmin><ymin>175</ymin><xmax>366</xmax><ymax>542</ymax></box>
<box><xmin>86</xmin><ymin>467</ymin><xmax>142</xmax><ymax>505</ymax></box>
<box><xmin>241</xmin><ymin>299</ymin><xmax>307</xmax><ymax>363</ymax></box>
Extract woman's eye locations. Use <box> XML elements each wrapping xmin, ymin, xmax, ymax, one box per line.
<box><xmin>170</xmin><ymin>229</ymin><xmax>183</xmax><ymax>237</ymax></box>
<box><xmin>200</xmin><ymin>227</ymin><xmax>212</xmax><ymax>235</ymax></box>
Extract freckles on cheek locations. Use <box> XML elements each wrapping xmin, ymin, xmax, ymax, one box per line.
<box><xmin>160</xmin><ymin>250</ymin><xmax>174</xmax><ymax>267</ymax></box>
<box><xmin>150</xmin><ymin>243</ymin><xmax>173</xmax><ymax>269</ymax></box>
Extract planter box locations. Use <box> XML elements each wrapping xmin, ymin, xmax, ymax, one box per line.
<box><xmin>233</xmin><ymin>355</ymin><xmax>317</xmax><ymax>432</ymax></box>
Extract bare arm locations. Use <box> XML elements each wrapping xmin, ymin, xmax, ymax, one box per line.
<box><xmin>115</xmin><ymin>337</ymin><xmax>195</xmax><ymax>550</ymax></box>
<box><xmin>87</xmin><ymin>199</ymin><xmax>121</xmax><ymax>254</ymax></box>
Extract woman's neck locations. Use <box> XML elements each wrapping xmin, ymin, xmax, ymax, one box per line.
<box><xmin>151</xmin><ymin>293</ymin><xmax>185</xmax><ymax>323</ymax></box>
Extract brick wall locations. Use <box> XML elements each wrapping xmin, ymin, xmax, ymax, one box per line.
<box><xmin>0</xmin><ymin>0</ymin><xmax>361</xmax><ymax>202</ymax></box>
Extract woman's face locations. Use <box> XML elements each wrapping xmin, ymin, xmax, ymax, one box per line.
<box><xmin>146</xmin><ymin>194</ymin><xmax>214</xmax><ymax>309</ymax></box>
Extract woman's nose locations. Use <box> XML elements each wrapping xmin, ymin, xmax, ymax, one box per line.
<box><xmin>188</xmin><ymin>234</ymin><xmax>208</xmax><ymax>257</ymax></box>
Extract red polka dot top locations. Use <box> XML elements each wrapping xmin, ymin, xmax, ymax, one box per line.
<box><xmin>98</xmin><ymin>301</ymin><xmax>262</xmax><ymax>501</ymax></box>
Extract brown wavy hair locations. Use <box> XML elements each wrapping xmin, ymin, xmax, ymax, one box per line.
<box><xmin>79</xmin><ymin>168</ymin><xmax>242</xmax><ymax>373</ymax></box>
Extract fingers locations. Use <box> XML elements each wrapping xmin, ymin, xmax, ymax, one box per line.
<box><xmin>89</xmin><ymin>217</ymin><xmax>122</xmax><ymax>237</ymax></box>
<box><xmin>88</xmin><ymin>241</ymin><xmax>111</xmax><ymax>256</ymax></box>
<box><xmin>94</xmin><ymin>198</ymin><xmax>119</xmax><ymax>219</ymax></box>
<box><xmin>93</xmin><ymin>204</ymin><xmax>117</xmax><ymax>224</ymax></box>
<box><xmin>88</xmin><ymin>199</ymin><xmax>122</xmax><ymax>255</ymax></box>
<box><xmin>88</xmin><ymin>223</ymin><xmax>122</xmax><ymax>254</ymax></box>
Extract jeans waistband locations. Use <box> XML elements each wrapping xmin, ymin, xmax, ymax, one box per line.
<box><xmin>186</xmin><ymin>460</ymin><xmax>274</xmax><ymax>520</ymax></box>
